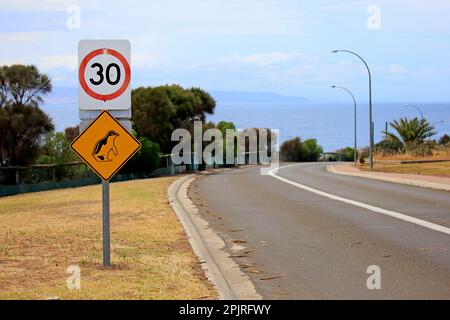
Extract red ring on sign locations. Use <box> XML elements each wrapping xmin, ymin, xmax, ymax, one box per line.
<box><xmin>79</xmin><ymin>48</ymin><xmax>131</xmax><ymax>101</ymax></box>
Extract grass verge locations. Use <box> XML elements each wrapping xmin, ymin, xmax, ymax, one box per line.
<box><xmin>360</xmin><ymin>161</ymin><xmax>450</xmax><ymax>177</ymax></box>
<box><xmin>0</xmin><ymin>177</ymin><xmax>216</xmax><ymax>300</ymax></box>
<box><xmin>374</xmin><ymin>147</ymin><xmax>450</xmax><ymax>161</ymax></box>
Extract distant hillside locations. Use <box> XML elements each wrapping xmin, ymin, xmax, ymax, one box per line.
<box><xmin>44</xmin><ymin>87</ymin><xmax>309</xmax><ymax>106</ymax></box>
<box><xmin>210</xmin><ymin>90</ymin><xmax>309</xmax><ymax>104</ymax></box>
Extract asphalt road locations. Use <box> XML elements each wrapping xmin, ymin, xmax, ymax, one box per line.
<box><xmin>188</xmin><ymin>163</ymin><xmax>450</xmax><ymax>299</ymax></box>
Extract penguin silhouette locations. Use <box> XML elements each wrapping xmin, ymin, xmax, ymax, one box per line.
<box><xmin>92</xmin><ymin>130</ymin><xmax>120</xmax><ymax>162</ymax></box>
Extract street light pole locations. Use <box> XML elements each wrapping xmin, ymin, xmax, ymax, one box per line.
<box><xmin>432</xmin><ymin>120</ymin><xmax>445</xmax><ymax>126</ymax></box>
<box><xmin>331</xmin><ymin>85</ymin><xmax>358</xmax><ymax>166</ymax></box>
<box><xmin>404</xmin><ymin>103</ymin><xmax>424</xmax><ymax>120</ymax></box>
<box><xmin>332</xmin><ymin>50</ymin><xmax>374</xmax><ymax>170</ymax></box>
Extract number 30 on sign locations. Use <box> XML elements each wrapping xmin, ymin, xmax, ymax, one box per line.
<box><xmin>78</xmin><ymin>40</ymin><xmax>131</xmax><ymax>110</ymax></box>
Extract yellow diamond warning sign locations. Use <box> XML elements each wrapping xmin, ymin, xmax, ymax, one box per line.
<box><xmin>71</xmin><ymin>111</ymin><xmax>141</xmax><ymax>181</ymax></box>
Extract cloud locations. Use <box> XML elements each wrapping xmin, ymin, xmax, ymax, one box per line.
<box><xmin>0</xmin><ymin>1</ymin><xmax>449</xmax><ymax>101</ymax></box>
<box><xmin>388</xmin><ymin>64</ymin><xmax>407</xmax><ymax>74</ymax></box>
<box><xmin>0</xmin><ymin>31</ymin><xmax>47</xmax><ymax>44</ymax></box>
<box><xmin>215</xmin><ymin>52</ymin><xmax>314</xmax><ymax>68</ymax></box>
<box><xmin>40</xmin><ymin>54</ymin><xmax>77</xmax><ymax>71</ymax></box>
<box><xmin>0</xmin><ymin>0</ymin><xmax>94</xmax><ymax>11</ymax></box>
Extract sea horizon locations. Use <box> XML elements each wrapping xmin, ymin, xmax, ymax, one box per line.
<box><xmin>41</xmin><ymin>100</ymin><xmax>450</xmax><ymax>152</ymax></box>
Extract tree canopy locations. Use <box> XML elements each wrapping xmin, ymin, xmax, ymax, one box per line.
<box><xmin>280</xmin><ymin>137</ymin><xmax>323</xmax><ymax>162</ymax></box>
<box><xmin>0</xmin><ymin>65</ymin><xmax>52</xmax><ymax>107</ymax></box>
<box><xmin>131</xmin><ymin>85</ymin><xmax>216</xmax><ymax>153</ymax></box>
<box><xmin>0</xmin><ymin>103</ymin><xmax>54</xmax><ymax>166</ymax></box>
<box><xmin>384</xmin><ymin>117</ymin><xmax>435</xmax><ymax>147</ymax></box>
<box><xmin>0</xmin><ymin>64</ymin><xmax>53</xmax><ymax>166</ymax></box>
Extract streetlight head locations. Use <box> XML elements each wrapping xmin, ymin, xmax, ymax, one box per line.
<box><xmin>332</xmin><ymin>50</ymin><xmax>339</xmax><ymax>53</ymax></box>
<box><xmin>331</xmin><ymin>85</ymin><xmax>336</xmax><ymax>88</ymax></box>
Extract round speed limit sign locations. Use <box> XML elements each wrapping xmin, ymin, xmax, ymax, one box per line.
<box><xmin>78</xmin><ymin>40</ymin><xmax>131</xmax><ymax>110</ymax></box>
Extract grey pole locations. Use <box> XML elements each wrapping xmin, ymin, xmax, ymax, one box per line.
<box><xmin>403</xmin><ymin>103</ymin><xmax>424</xmax><ymax>120</ymax></box>
<box><xmin>331</xmin><ymin>85</ymin><xmax>358</xmax><ymax>166</ymax></box>
<box><xmin>432</xmin><ymin>120</ymin><xmax>445</xmax><ymax>126</ymax></box>
<box><xmin>102</xmin><ymin>180</ymin><xmax>111</xmax><ymax>268</ymax></box>
<box><xmin>333</xmin><ymin>50</ymin><xmax>374</xmax><ymax>170</ymax></box>
<box><xmin>385</xmin><ymin>121</ymin><xmax>388</xmax><ymax>139</ymax></box>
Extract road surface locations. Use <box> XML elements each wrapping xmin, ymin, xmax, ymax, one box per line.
<box><xmin>188</xmin><ymin>163</ymin><xmax>450</xmax><ymax>299</ymax></box>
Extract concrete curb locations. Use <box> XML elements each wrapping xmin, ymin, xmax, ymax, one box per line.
<box><xmin>168</xmin><ymin>174</ymin><xmax>261</xmax><ymax>300</ymax></box>
<box><xmin>327</xmin><ymin>164</ymin><xmax>450</xmax><ymax>192</ymax></box>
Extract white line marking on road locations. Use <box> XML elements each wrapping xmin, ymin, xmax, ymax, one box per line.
<box><xmin>268</xmin><ymin>164</ymin><xmax>450</xmax><ymax>236</ymax></box>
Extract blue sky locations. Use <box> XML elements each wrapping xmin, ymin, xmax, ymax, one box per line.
<box><xmin>1</xmin><ymin>0</ymin><xmax>450</xmax><ymax>102</ymax></box>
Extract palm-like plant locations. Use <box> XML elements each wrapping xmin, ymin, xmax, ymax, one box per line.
<box><xmin>384</xmin><ymin>117</ymin><xmax>436</xmax><ymax>148</ymax></box>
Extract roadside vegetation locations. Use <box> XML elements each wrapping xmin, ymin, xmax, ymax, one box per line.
<box><xmin>1</xmin><ymin>63</ymin><xmax>286</xmax><ymax>186</ymax></box>
<box><xmin>358</xmin><ymin>116</ymin><xmax>449</xmax><ymax>176</ymax></box>
<box><xmin>361</xmin><ymin>161</ymin><xmax>450</xmax><ymax>177</ymax></box>
<box><xmin>356</xmin><ymin>117</ymin><xmax>449</xmax><ymax>162</ymax></box>
<box><xmin>0</xmin><ymin>177</ymin><xmax>217</xmax><ymax>299</ymax></box>
<box><xmin>280</xmin><ymin>137</ymin><xmax>323</xmax><ymax>162</ymax></box>
<box><xmin>0</xmin><ymin>65</ymin><xmax>242</xmax><ymax>185</ymax></box>
<box><xmin>0</xmin><ymin>65</ymin><xmax>224</xmax><ymax>299</ymax></box>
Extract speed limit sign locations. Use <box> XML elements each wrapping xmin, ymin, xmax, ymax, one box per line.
<box><xmin>78</xmin><ymin>40</ymin><xmax>131</xmax><ymax>110</ymax></box>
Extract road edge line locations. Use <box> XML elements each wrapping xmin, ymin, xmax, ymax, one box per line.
<box><xmin>327</xmin><ymin>164</ymin><xmax>450</xmax><ymax>192</ymax></box>
<box><xmin>269</xmin><ymin>165</ymin><xmax>450</xmax><ymax>236</ymax></box>
<box><xmin>168</xmin><ymin>174</ymin><xmax>262</xmax><ymax>300</ymax></box>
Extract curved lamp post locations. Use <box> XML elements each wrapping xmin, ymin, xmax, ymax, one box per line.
<box><xmin>332</xmin><ymin>85</ymin><xmax>358</xmax><ymax>166</ymax></box>
<box><xmin>332</xmin><ymin>49</ymin><xmax>374</xmax><ymax>170</ymax></box>
<box><xmin>432</xmin><ymin>120</ymin><xmax>445</xmax><ymax>126</ymax></box>
<box><xmin>403</xmin><ymin>103</ymin><xmax>424</xmax><ymax>120</ymax></box>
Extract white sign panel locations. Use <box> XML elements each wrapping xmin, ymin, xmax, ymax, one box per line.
<box><xmin>78</xmin><ymin>40</ymin><xmax>131</xmax><ymax>110</ymax></box>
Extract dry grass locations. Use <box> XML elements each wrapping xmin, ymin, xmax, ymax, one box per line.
<box><xmin>360</xmin><ymin>161</ymin><xmax>450</xmax><ymax>177</ymax></box>
<box><xmin>374</xmin><ymin>146</ymin><xmax>450</xmax><ymax>161</ymax></box>
<box><xmin>0</xmin><ymin>177</ymin><xmax>217</xmax><ymax>300</ymax></box>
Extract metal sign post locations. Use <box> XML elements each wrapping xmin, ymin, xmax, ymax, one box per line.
<box><xmin>73</xmin><ymin>40</ymin><xmax>137</xmax><ymax>268</ymax></box>
<box><xmin>71</xmin><ymin>111</ymin><xmax>141</xmax><ymax>268</ymax></box>
<box><xmin>102</xmin><ymin>180</ymin><xmax>110</xmax><ymax>267</ymax></box>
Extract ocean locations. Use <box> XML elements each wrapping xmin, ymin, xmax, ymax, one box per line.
<box><xmin>41</xmin><ymin>102</ymin><xmax>450</xmax><ymax>152</ymax></box>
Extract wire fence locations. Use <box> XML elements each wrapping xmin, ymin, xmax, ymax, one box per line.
<box><xmin>0</xmin><ymin>162</ymin><xmax>93</xmax><ymax>185</ymax></box>
<box><xmin>0</xmin><ymin>152</ymin><xmax>340</xmax><ymax>196</ymax></box>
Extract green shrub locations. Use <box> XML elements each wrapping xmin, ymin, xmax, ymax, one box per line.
<box><xmin>121</xmin><ymin>136</ymin><xmax>161</xmax><ymax>173</ymax></box>
<box><xmin>438</xmin><ymin>134</ymin><xmax>450</xmax><ymax>145</ymax></box>
<box><xmin>37</xmin><ymin>131</ymin><xmax>75</xmax><ymax>165</ymax></box>
<box><xmin>280</xmin><ymin>137</ymin><xmax>323</xmax><ymax>162</ymax></box>
<box><xmin>337</xmin><ymin>147</ymin><xmax>355</xmax><ymax>161</ymax></box>
<box><xmin>301</xmin><ymin>139</ymin><xmax>323</xmax><ymax>161</ymax></box>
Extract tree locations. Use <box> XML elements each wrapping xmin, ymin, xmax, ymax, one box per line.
<box><xmin>37</xmin><ymin>131</ymin><xmax>75</xmax><ymax>165</ymax></box>
<box><xmin>0</xmin><ymin>65</ymin><xmax>51</xmax><ymax>107</ymax></box>
<box><xmin>64</xmin><ymin>126</ymin><xmax>79</xmax><ymax>143</ymax></box>
<box><xmin>301</xmin><ymin>139</ymin><xmax>323</xmax><ymax>161</ymax></box>
<box><xmin>217</xmin><ymin>121</ymin><xmax>236</xmax><ymax>135</ymax></box>
<box><xmin>216</xmin><ymin>121</ymin><xmax>236</xmax><ymax>163</ymax></box>
<box><xmin>160</xmin><ymin>85</ymin><xmax>215</xmax><ymax>128</ymax></box>
<box><xmin>438</xmin><ymin>134</ymin><xmax>450</xmax><ymax>145</ymax></box>
<box><xmin>131</xmin><ymin>85</ymin><xmax>216</xmax><ymax>154</ymax></box>
<box><xmin>384</xmin><ymin>117</ymin><xmax>435</xmax><ymax>148</ymax></box>
<box><xmin>281</xmin><ymin>137</ymin><xmax>323</xmax><ymax>162</ymax></box>
<box><xmin>188</xmin><ymin>87</ymin><xmax>216</xmax><ymax>120</ymax></box>
<box><xmin>0</xmin><ymin>103</ymin><xmax>54</xmax><ymax>166</ymax></box>
<box><xmin>132</xmin><ymin>86</ymin><xmax>176</xmax><ymax>153</ymax></box>
<box><xmin>337</xmin><ymin>147</ymin><xmax>355</xmax><ymax>161</ymax></box>
<box><xmin>281</xmin><ymin>137</ymin><xmax>303</xmax><ymax>162</ymax></box>
<box><xmin>121</xmin><ymin>136</ymin><xmax>161</xmax><ymax>173</ymax></box>
<box><xmin>0</xmin><ymin>64</ymin><xmax>54</xmax><ymax>166</ymax></box>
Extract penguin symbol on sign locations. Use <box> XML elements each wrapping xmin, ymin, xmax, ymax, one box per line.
<box><xmin>92</xmin><ymin>130</ymin><xmax>120</xmax><ymax>162</ymax></box>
